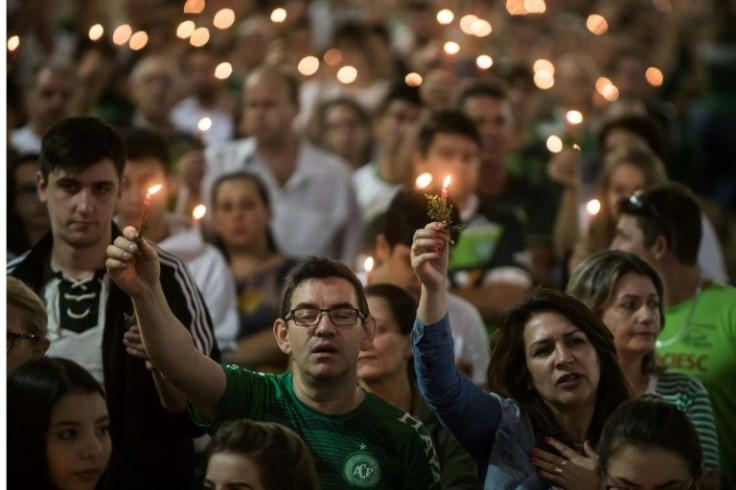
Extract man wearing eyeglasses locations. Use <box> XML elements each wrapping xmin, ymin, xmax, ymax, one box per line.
<box><xmin>106</xmin><ymin>237</ymin><xmax>442</xmax><ymax>489</ymax></box>
<box><xmin>7</xmin><ymin>277</ymin><xmax>50</xmax><ymax>374</ymax></box>
<box><xmin>610</xmin><ymin>182</ymin><xmax>736</xmax><ymax>489</ymax></box>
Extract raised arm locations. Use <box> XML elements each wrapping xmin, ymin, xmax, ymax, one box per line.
<box><xmin>412</xmin><ymin>222</ymin><xmax>449</xmax><ymax>324</ymax></box>
<box><xmin>106</xmin><ymin>226</ymin><xmax>225</xmax><ymax>420</ymax></box>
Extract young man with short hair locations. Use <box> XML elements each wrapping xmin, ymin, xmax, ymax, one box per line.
<box><xmin>414</xmin><ymin>110</ymin><xmax>531</xmax><ymax>325</ymax></box>
<box><xmin>8</xmin><ymin>117</ymin><xmax>219</xmax><ymax>489</ymax></box>
<box><xmin>106</xmin><ymin>235</ymin><xmax>442</xmax><ymax>489</ymax></box>
<box><xmin>611</xmin><ymin>182</ymin><xmax>736</xmax><ymax>488</ymax></box>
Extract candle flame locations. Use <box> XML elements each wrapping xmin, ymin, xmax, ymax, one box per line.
<box><xmin>572</xmin><ymin>143</ymin><xmax>581</xmax><ymax>151</ymax></box>
<box><xmin>363</xmin><ymin>256</ymin><xmax>374</xmax><ymax>273</ymax></box>
<box><xmin>192</xmin><ymin>204</ymin><xmax>207</xmax><ymax>220</ymax></box>
<box><xmin>586</xmin><ymin>199</ymin><xmax>601</xmax><ymax>215</ymax></box>
<box><xmin>442</xmin><ymin>175</ymin><xmax>452</xmax><ymax>189</ymax></box>
<box><xmin>415</xmin><ymin>173</ymin><xmax>433</xmax><ymax>189</ymax></box>
<box><xmin>147</xmin><ymin>184</ymin><xmax>163</xmax><ymax>196</ymax></box>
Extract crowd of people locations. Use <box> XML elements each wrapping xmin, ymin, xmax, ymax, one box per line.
<box><xmin>6</xmin><ymin>0</ymin><xmax>736</xmax><ymax>489</ymax></box>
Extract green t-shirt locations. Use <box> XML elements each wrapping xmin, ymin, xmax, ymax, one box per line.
<box><xmin>191</xmin><ymin>365</ymin><xmax>441</xmax><ymax>489</ymax></box>
<box><xmin>656</xmin><ymin>283</ymin><xmax>736</xmax><ymax>488</ymax></box>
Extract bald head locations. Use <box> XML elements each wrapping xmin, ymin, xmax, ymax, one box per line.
<box><xmin>242</xmin><ymin>66</ymin><xmax>300</xmax><ymax>143</ymax></box>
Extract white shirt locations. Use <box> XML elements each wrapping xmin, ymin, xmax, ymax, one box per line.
<box><xmin>352</xmin><ymin>162</ymin><xmax>403</xmax><ymax>223</ymax></box>
<box><xmin>171</xmin><ymin>96</ymin><xmax>234</xmax><ymax>146</ymax></box>
<box><xmin>204</xmin><ymin>138</ymin><xmax>363</xmax><ymax>266</ymax></box>
<box><xmin>9</xmin><ymin>125</ymin><xmax>42</xmax><ymax>154</ymax></box>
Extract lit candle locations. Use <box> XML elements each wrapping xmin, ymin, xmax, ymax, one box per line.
<box><xmin>139</xmin><ymin>184</ymin><xmax>163</xmax><ymax>239</ymax></box>
<box><xmin>441</xmin><ymin>175</ymin><xmax>451</xmax><ymax>206</ymax></box>
<box><xmin>363</xmin><ymin>256</ymin><xmax>374</xmax><ymax>283</ymax></box>
<box><xmin>192</xmin><ymin>204</ymin><xmax>207</xmax><ymax>222</ymax></box>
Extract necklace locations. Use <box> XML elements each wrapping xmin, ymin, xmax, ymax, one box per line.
<box><xmin>655</xmin><ymin>282</ymin><xmax>704</xmax><ymax>350</ymax></box>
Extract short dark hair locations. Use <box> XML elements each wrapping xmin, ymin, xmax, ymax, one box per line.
<box><xmin>597</xmin><ymin>395</ymin><xmax>702</xmax><ymax>480</ymax></box>
<box><xmin>489</xmin><ymin>288</ymin><xmax>632</xmax><ymax>446</ymax></box>
<box><xmin>598</xmin><ymin>114</ymin><xmax>669</xmax><ymax>162</ymax></box>
<box><xmin>40</xmin><ymin>117</ymin><xmax>126</xmax><ymax>182</ymax></box>
<box><xmin>567</xmin><ymin>250</ymin><xmax>665</xmax><ymax>375</ymax></box>
<box><xmin>365</xmin><ymin>283</ymin><xmax>417</xmax><ymax>336</ymax></box>
<box><xmin>280</xmin><ymin>256</ymin><xmax>369</xmax><ymax>319</ymax></box>
<box><xmin>456</xmin><ymin>79</ymin><xmax>508</xmax><ymax>109</ymax></box>
<box><xmin>382</xmin><ymin>189</ymin><xmax>462</xmax><ymax>248</ymax></box>
<box><xmin>246</xmin><ymin>65</ymin><xmax>300</xmax><ymax>105</ymax></box>
<box><xmin>618</xmin><ymin>183</ymin><xmax>702</xmax><ymax>266</ymax></box>
<box><xmin>122</xmin><ymin>128</ymin><xmax>172</xmax><ymax>174</ymax></box>
<box><xmin>206</xmin><ymin>420</ymin><xmax>319</xmax><ymax>490</ymax></box>
<box><xmin>416</xmin><ymin>110</ymin><xmax>481</xmax><ymax>156</ymax></box>
<box><xmin>8</xmin><ymin>357</ymin><xmax>107</xmax><ymax>489</ymax></box>
<box><xmin>377</xmin><ymin>80</ymin><xmax>422</xmax><ymax>115</ymax></box>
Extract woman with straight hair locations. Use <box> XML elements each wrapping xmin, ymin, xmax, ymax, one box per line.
<box><xmin>597</xmin><ymin>395</ymin><xmax>703</xmax><ymax>490</ymax></box>
<box><xmin>204</xmin><ymin>419</ymin><xmax>319</xmax><ymax>490</ymax></box>
<box><xmin>8</xmin><ymin>356</ymin><xmax>112</xmax><ymax>490</ymax></box>
<box><xmin>567</xmin><ymin>250</ymin><xmax>720</xmax><ymax>487</ymax></box>
<box><xmin>410</xmin><ymin>221</ymin><xmax>632</xmax><ymax>488</ymax></box>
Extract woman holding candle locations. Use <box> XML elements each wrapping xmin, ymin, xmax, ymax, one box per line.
<box><xmin>410</xmin><ymin>221</ymin><xmax>631</xmax><ymax>488</ymax></box>
<box><xmin>567</xmin><ymin>250</ymin><xmax>720</xmax><ymax>488</ymax></box>
<box><xmin>211</xmin><ymin>171</ymin><xmax>296</xmax><ymax>372</ymax></box>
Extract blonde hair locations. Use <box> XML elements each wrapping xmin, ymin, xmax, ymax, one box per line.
<box><xmin>7</xmin><ymin>277</ymin><xmax>48</xmax><ymax>338</ymax></box>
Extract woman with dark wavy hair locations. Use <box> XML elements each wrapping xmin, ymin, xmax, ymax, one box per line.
<box><xmin>410</xmin><ymin>221</ymin><xmax>631</xmax><ymax>489</ymax></box>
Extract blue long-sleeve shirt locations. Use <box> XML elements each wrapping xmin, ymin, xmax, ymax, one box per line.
<box><xmin>412</xmin><ymin>314</ymin><xmax>553</xmax><ymax>489</ymax></box>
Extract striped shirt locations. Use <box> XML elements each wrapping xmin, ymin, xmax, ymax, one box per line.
<box><xmin>648</xmin><ymin>372</ymin><xmax>720</xmax><ymax>470</ymax></box>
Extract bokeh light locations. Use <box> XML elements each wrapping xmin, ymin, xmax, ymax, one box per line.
<box><xmin>7</xmin><ymin>35</ymin><xmax>20</xmax><ymax>51</ymax></box>
<box><xmin>213</xmin><ymin>9</ymin><xmax>236</xmax><ymax>30</ymax></box>
<box><xmin>566</xmin><ymin>110</ymin><xmax>584</xmax><ymax>125</ymax></box>
<box><xmin>112</xmin><ymin>25</ymin><xmax>133</xmax><ymax>45</ymax></box>
<box><xmin>546</xmin><ymin>135</ymin><xmax>563</xmax><ymax>153</ymax></box>
<box><xmin>190</xmin><ymin>27</ymin><xmax>210</xmax><ymax>47</ymax></box>
<box><xmin>405</xmin><ymin>72</ymin><xmax>423</xmax><ymax>86</ymax></box>
<box><xmin>533</xmin><ymin>59</ymin><xmax>554</xmax><ymax>75</ymax></box>
<box><xmin>459</xmin><ymin>15</ymin><xmax>478</xmax><ymax>35</ymax></box>
<box><xmin>470</xmin><ymin>19</ymin><xmax>492</xmax><ymax>37</ymax></box>
<box><xmin>198</xmin><ymin>117</ymin><xmax>213</xmax><ymax>132</ymax></box>
<box><xmin>436</xmin><ymin>9</ymin><xmax>454</xmax><ymax>25</ymax></box>
<box><xmin>506</xmin><ymin>0</ymin><xmax>526</xmax><ymax>15</ymax></box>
<box><xmin>337</xmin><ymin>66</ymin><xmax>358</xmax><ymax>84</ymax></box>
<box><xmin>192</xmin><ymin>204</ymin><xmax>207</xmax><ymax>220</ymax></box>
<box><xmin>476</xmin><ymin>55</ymin><xmax>493</xmax><ymax>70</ymax></box>
<box><xmin>298</xmin><ymin>56</ymin><xmax>320</xmax><ymax>76</ymax></box>
<box><xmin>183</xmin><ymin>0</ymin><xmax>205</xmax><ymax>14</ymax></box>
<box><xmin>323</xmin><ymin>49</ymin><xmax>343</xmax><ymax>66</ymax></box>
<box><xmin>129</xmin><ymin>31</ymin><xmax>149</xmax><ymax>51</ymax></box>
<box><xmin>176</xmin><ymin>21</ymin><xmax>196</xmax><ymax>39</ymax></box>
<box><xmin>88</xmin><ymin>24</ymin><xmax>104</xmax><ymax>41</ymax></box>
<box><xmin>586</xmin><ymin>14</ymin><xmax>608</xmax><ymax>35</ymax></box>
<box><xmin>646</xmin><ymin>67</ymin><xmax>664</xmax><ymax>86</ymax></box>
<box><xmin>533</xmin><ymin>70</ymin><xmax>554</xmax><ymax>89</ymax></box>
<box><xmin>415</xmin><ymin>172</ymin><xmax>433</xmax><ymax>189</ymax></box>
<box><xmin>214</xmin><ymin>62</ymin><xmax>233</xmax><ymax>79</ymax></box>
<box><xmin>524</xmin><ymin>0</ymin><xmax>547</xmax><ymax>14</ymax></box>
<box><xmin>271</xmin><ymin>8</ymin><xmax>287</xmax><ymax>23</ymax></box>
<box><xmin>586</xmin><ymin>199</ymin><xmax>601</xmax><ymax>215</ymax></box>
<box><xmin>443</xmin><ymin>41</ymin><xmax>460</xmax><ymax>55</ymax></box>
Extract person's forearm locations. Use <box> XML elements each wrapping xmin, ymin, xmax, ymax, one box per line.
<box><xmin>150</xmin><ymin>368</ymin><xmax>188</xmax><ymax>413</ymax></box>
<box><xmin>417</xmin><ymin>283</ymin><xmax>448</xmax><ymax>326</ymax></box>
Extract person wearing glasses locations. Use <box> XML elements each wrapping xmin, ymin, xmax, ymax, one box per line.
<box><xmin>105</xmin><ymin>236</ymin><xmax>442</xmax><ymax>489</ymax></box>
<box><xmin>410</xmin><ymin>221</ymin><xmax>632</xmax><ymax>488</ymax></box>
<box><xmin>597</xmin><ymin>395</ymin><xmax>702</xmax><ymax>490</ymax></box>
<box><xmin>7</xmin><ymin>276</ymin><xmax>50</xmax><ymax>373</ymax></box>
<box><xmin>567</xmin><ymin>251</ymin><xmax>720</xmax><ymax>488</ymax></box>
<box><xmin>610</xmin><ymin>182</ymin><xmax>736</xmax><ymax>489</ymax></box>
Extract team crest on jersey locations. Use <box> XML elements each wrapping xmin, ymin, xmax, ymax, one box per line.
<box><xmin>342</xmin><ymin>447</ymin><xmax>381</xmax><ymax>487</ymax></box>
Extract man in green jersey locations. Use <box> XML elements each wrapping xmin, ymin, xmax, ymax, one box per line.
<box><xmin>106</xmin><ymin>233</ymin><xmax>441</xmax><ymax>489</ymax></box>
<box><xmin>611</xmin><ymin>182</ymin><xmax>736</xmax><ymax>489</ymax></box>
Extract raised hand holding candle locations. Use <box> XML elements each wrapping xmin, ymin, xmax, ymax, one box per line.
<box><xmin>423</xmin><ymin>173</ymin><xmax>464</xmax><ymax>241</ymax></box>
